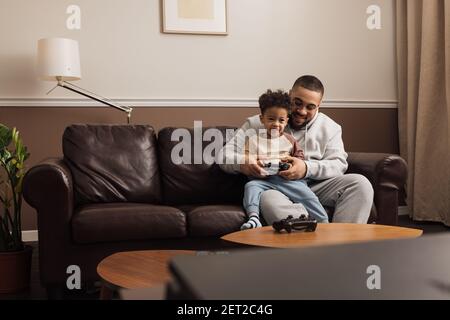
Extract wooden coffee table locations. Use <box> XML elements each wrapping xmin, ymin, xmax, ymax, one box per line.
<box><xmin>221</xmin><ymin>224</ymin><xmax>423</xmax><ymax>248</ymax></box>
<box><xmin>97</xmin><ymin>250</ymin><xmax>194</xmax><ymax>300</ymax></box>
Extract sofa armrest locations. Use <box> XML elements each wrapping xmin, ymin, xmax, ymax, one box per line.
<box><xmin>347</xmin><ymin>152</ymin><xmax>407</xmax><ymax>225</ymax></box>
<box><xmin>23</xmin><ymin>158</ymin><xmax>74</xmax><ymax>285</ymax></box>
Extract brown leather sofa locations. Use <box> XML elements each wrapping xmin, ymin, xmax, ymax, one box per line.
<box><xmin>23</xmin><ymin>124</ymin><xmax>407</xmax><ymax>298</ymax></box>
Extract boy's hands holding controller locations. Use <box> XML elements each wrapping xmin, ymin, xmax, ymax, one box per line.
<box><xmin>241</xmin><ymin>157</ymin><xmax>305</xmax><ymax>179</ymax></box>
<box><xmin>240</xmin><ymin>162</ymin><xmax>269</xmax><ymax>178</ymax></box>
<box><xmin>241</xmin><ymin>159</ymin><xmax>292</xmax><ymax>177</ymax></box>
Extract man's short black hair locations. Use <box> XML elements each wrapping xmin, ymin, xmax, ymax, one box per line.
<box><xmin>292</xmin><ymin>75</ymin><xmax>324</xmax><ymax>97</ymax></box>
<box><xmin>258</xmin><ymin>89</ymin><xmax>291</xmax><ymax>114</ymax></box>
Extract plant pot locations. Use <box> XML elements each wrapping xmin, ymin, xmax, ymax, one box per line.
<box><xmin>0</xmin><ymin>245</ymin><xmax>33</xmax><ymax>293</ymax></box>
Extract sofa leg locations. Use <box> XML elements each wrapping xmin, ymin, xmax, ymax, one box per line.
<box><xmin>46</xmin><ymin>285</ymin><xmax>65</xmax><ymax>300</ymax></box>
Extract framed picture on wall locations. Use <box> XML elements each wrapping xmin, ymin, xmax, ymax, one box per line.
<box><xmin>161</xmin><ymin>0</ymin><xmax>228</xmax><ymax>35</ymax></box>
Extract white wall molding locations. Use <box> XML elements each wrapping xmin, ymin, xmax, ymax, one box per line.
<box><xmin>0</xmin><ymin>98</ymin><xmax>398</xmax><ymax>109</ymax></box>
<box><xmin>22</xmin><ymin>230</ymin><xmax>38</xmax><ymax>242</ymax></box>
<box><xmin>322</xmin><ymin>100</ymin><xmax>398</xmax><ymax>109</ymax></box>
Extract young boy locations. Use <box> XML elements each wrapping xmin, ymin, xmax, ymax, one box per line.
<box><xmin>241</xmin><ymin>89</ymin><xmax>329</xmax><ymax>230</ymax></box>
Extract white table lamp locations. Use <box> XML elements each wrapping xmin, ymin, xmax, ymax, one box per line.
<box><xmin>37</xmin><ymin>38</ymin><xmax>133</xmax><ymax>123</ymax></box>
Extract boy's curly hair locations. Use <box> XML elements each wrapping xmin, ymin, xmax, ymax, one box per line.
<box><xmin>258</xmin><ymin>89</ymin><xmax>291</xmax><ymax>114</ymax></box>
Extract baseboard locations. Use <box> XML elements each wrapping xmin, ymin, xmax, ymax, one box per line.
<box><xmin>398</xmin><ymin>206</ymin><xmax>410</xmax><ymax>216</ymax></box>
<box><xmin>22</xmin><ymin>230</ymin><xmax>38</xmax><ymax>242</ymax></box>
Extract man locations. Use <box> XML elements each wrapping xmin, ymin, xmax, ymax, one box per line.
<box><xmin>218</xmin><ymin>75</ymin><xmax>373</xmax><ymax>224</ymax></box>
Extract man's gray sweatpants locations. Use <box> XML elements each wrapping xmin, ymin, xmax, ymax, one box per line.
<box><xmin>260</xmin><ymin>174</ymin><xmax>374</xmax><ymax>224</ymax></box>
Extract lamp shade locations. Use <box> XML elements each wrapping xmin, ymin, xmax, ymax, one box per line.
<box><xmin>37</xmin><ymin>38</ymin><xmax>81</xmax><ymax>81</ymax></box>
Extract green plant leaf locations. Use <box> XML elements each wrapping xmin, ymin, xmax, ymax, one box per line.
<box><xmin>0</xmin><ymin>124</ymin><xmax>29</xmax><ymax>251</ymax></box>
<box><xmin>0</xmin><ymin>124</ymin><xmax>12</xmax><ymax>150</ymax></box>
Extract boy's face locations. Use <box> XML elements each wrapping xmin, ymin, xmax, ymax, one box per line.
<box><xmin>289</xmin><ymin>86</ymin><xmax>322</xmax><ymax>129</ymax></box>
<box><xmin>259</xmin><ymin>106</ymin><xmax>289</xmax><ymax>137</ymax></box>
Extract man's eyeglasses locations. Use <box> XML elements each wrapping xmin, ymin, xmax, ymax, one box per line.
<box><xmin>291</xmin><ymin>98</ymin><xmax>317</xmax><ymax>111</ymax></box>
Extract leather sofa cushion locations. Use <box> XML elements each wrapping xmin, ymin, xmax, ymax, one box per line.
<box><xmin>63</xmin><ymin>125</ymin><xmax>161</xmax><ymax>205</ymax></box>
<box><xmin>158</xmin><ymin>127</ymin><xmax>247</xmax><ymax>205</ymax></box>
<box><xmin>183</xmin><ymin>205</ymin><xmax>246</xmax><ymax>237</ymax></box>
<box><xmin>72</xmin><ymin>203</ymin><xmax>186</xmax><ymax>244</ymax></box>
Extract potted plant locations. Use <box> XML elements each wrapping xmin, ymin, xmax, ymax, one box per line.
<box><xmin>0</xmin><ymin>123</ymin><xmax>32</xmax><ymax>293</ymax></box>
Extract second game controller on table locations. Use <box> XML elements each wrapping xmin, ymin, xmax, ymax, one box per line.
<box><xmin>272</xmin><ymin>215</ymin><xmax>318</xmax><ymax>233</ymax></box>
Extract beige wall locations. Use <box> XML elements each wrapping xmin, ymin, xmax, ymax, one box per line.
<box><xmin>0</xmin><ymin>0</ymin><xmax>396</xmax><ymax>101</ymax></box>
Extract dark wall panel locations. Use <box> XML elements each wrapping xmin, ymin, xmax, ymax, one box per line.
<box><xmin>0</xmin><ymin>107</ymin><xmax>399</xmax><ymax>230</ymax></box>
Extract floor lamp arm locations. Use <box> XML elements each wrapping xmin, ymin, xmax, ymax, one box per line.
<box><xmin>55</xmin><ymin>79</ymin><xmax>133</xmax><ymax>124</ymax></box>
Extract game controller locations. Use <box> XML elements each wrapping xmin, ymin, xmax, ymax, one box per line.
<box><xmin>279</xmin><ymin>162</ymin><xmax>290</xmax><ymax>171</ymax></box>
<box><xmin>261</xmin><ymin>160</ymin><xmax>291</xmax><ymax>175</ymax></box>
<box><xmin>272</xmin><ymin>215</ymin><xmax>318</xmax><ymax>233</ymax></box>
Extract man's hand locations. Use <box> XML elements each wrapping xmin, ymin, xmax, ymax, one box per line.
<box><xmin>278</xmin><ymin>157</ymin><xmax>307</xmax><ymax>180</ymax></box>
<box><xmin>240</xmin><ymin>162</ymin><xmax>268</xmax><ymax>178</ymax></box>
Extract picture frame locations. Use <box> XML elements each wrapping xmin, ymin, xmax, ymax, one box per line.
<box><xmin>161</xmin><ymin>0</ymin><xmax>228</xmax><ymax>35</ymax></box>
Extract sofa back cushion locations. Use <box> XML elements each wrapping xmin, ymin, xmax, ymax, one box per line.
<box><xmin>63</xmin><ymin>124</ymin><xmax>161</xmax><ymax>205</ymax></box>
<box><xmin>158</xmin><ymin>126</ymin><xmax>247</xmax><ymax>205</ymax></box>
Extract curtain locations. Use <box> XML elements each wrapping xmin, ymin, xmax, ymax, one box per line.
<box><xmin>396</xmin><ymin>0</ymin><xmax>450</xmax><ymax>225</ymax></box>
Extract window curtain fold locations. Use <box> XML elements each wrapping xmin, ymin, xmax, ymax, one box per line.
<box><xmin>396</xmin><ymin>0</ymin><xmax>450</xmax><ymax>225</ymax></box>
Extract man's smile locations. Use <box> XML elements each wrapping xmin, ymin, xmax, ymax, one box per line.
<box><xmin>292</xmin><ymin>113</ymin><xmax>307</xmax><ymax>121</ymax></box>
